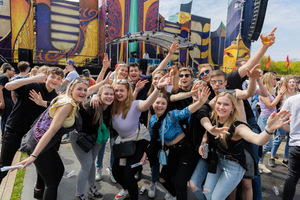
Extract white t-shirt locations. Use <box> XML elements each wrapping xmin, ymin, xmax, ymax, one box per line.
<box><xmin>281</xmin><ymin>94</ymin><xmax>300</xmax><ymax>146</ymax></box>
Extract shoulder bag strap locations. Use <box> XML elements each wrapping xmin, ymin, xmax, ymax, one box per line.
<box><xmin>161</xmin><ymin>119</ymin><xmax>166</xmax><ymax>148</ymax></box>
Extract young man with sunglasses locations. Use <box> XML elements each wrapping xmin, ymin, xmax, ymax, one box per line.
<box><xmin>198</xmin><ymin>64</ymin><xmax>216</xmax><ymax>101</ymax></box>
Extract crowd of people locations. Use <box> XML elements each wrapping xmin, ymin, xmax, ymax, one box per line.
<box><xmin>0</xmin><ymin>28</ymin><xmax>299</xmax><ymax>200</ymax></box>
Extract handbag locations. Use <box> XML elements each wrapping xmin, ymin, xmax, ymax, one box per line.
<box><xmin>76</xmin><ymin>132</ymin><xmax>96</xmax><ymax>153</ymax></box>
<box><xmin>113</xmin><ymin>124</ymin><xmax>140</xmax><ymax>159</ymax></box>
<box><xmin>158</xmin><ymin>119</ymin><xmax>168</xmax><ymax>165</ymax></box>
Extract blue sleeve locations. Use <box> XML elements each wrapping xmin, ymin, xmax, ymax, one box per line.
<box><xmin>171</xmin><ymin>107</ymin><xmax>192</xmax><ymax>122</ymax></box>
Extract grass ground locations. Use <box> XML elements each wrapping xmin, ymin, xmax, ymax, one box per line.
<box><xmin>10</xmin><ymin>153</ymin><xmax>28</xmax><ymax>200</ymax></box>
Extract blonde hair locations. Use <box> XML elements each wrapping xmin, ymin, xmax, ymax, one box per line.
<box><xmin>262</xmin><ymin>72</ymin><xmax>276</xmax><ymax>95</ymax></box>
<box><xmin>112</xmin><ymin>81</ymin><xmax>133</xmax><ymax>119</ymax></box>
<box><xmin>37</xmin><ymin>65</ymin><xmax>50</xmax><ymax>74</ymax></box>
<box><xmin>198</xmin><ymin>63</ymin><xmax>213</xmax><ymax>72</ymax></box>
<box><xmin>51</xmin><ymin>78</ymin><xmax>89</xmax><ymax>107</ymax></box>
<box><xmin>284</xmin><ymin>77</ymin><xmax>298</xmax><ymax>93</ymax></box>
<box><xmin>211</xmin><ymin>92</ymin><xmax>240</xmax><ymax>149</ymax></box>
<box><xmin>147</xmin><ymin>70</ymin><xmax>166</xmax><ymax>97</ymax></box>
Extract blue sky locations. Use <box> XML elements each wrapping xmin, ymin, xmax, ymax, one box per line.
<box><xmin>159</xmin><ymin>0</ymin><xmax>300</xmax><ymax>62</ymax></box>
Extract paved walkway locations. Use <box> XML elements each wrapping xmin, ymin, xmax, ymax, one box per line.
<box><xmin>0</xmin><ymin>139</ymin><xmax>297</xmax><ymax>199</ymax></box>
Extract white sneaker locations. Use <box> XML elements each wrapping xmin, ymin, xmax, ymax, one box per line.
<box><xmin>114</xmin><ymin>189</ymin><xmax>129</xmax><ymax>200</ymax></box>
<box><xmin>164</xmin><ymin>192</ymin><xmax>175</xmax><ymax>200</ymax></box>
<box><xmin>148</xmin><ymin>183</ymin><xmax>157</xmax><ymax>198</ymax></box>
<box><xmin>106</xmin><ymin>167</ymin><xmax>117</xmax><ymax>183</ymax></box>
<box><xmin>259</xmin><ymin>163</ymin><xmax>272</xmax><ymax>174</ymax></box>
<box><xmin>95</xmin><ymin>167</ymin><xmax>102</xmax><ymax>181</ymax></box>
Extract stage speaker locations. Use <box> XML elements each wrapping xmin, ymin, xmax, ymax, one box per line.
<box><xmin>247</xmin><ymin>0</ymin><xmax>269</xmax><ymax>41</ymax></box>
<box><xmin>139</xmin><ymin>59</ymin><xmax>148</xmax><ymax>74</ymax></box>
<box><xmin>18</xmin><ymin>48</ymin><xmax>33</xmax><ymax>63</ymax></box>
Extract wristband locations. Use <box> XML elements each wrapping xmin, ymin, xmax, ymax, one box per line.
<box><xmin>264</xmin><ymin>128</ymin><xmax>274</xmax><ymax>135</ymax></box>
<box><xmin>156</xmin><ymin>87</ymin><xmax>163</xmax><ymax>91</ymax></box>
<box><xmin>30</xmin><ymin>154</ymin><xmax>37</xmax><ymax>158</ymax></box>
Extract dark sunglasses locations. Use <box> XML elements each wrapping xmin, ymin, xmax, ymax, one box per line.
<box><xmin>200</xmin><ymin>69</ymin><xmax>210</xmax><ymax>77</ymax></box>
<box><xmin>179</xmin><ymin>74</ymin><xmax>191</xmax><ymax>78</ymax></box>
<box><xmin>218</xmin><ymin>89</ymin><xmax>235</xmax><ymax>94</ymax></box>
<box><xmin>210</xmin><ymin>80</ymin><xmax>224</xmax><ymax>85</ymax></box>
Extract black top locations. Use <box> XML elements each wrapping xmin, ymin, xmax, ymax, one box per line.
<box><xmin>5</xmin><ymin>83</ymin><xmax>57</xmax><ymax>134</ymax></box>
<box><xmin>207</xmin><ymin>83</ymin><xmax>215</xmax><ymax>101</ymax></box>
<box><xmin>212</xmin><ymin>121</ymin><xmax>251</xmax><ymax>170</ymax></box>
<box><xmin>173</xmin><ymin>88</ymin><xmax>193</xmax><ymax>134</ymax></box>
<box><xmin>132</xmin><ymin>74</ymin><xmax>152</xmax><ymax>126</ymax></box>
<box><xmin>0</xmin><ymin>75</ymin><xmax>11</xmax><ymax>99</ymax></box>
<box><xmin>226</xmin><ymin>70</ymin><xmax>254</xmax><ymax>119</ymax></box>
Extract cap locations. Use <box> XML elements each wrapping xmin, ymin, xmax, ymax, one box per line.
<box><xmin>66</xmin><ymin>59</ymin><xmax>77</xmax><ymax>68</ymax></box>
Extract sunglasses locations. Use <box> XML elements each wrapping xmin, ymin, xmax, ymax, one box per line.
<box><xmin>179</xmin><ymin>74</ymin><xmax>191</xmax><ymax>78</ymax></box>
<box><xmin>218</xmin><ymin>89</ymin><xmax>235</xmax><ymax>94</ymax></box>
<box><xmin>116</xmin><ymin>79</ymin><xmax>128</xmax><ymax>84</ymax></box>
<box><xmin>210</xmin><ymin>80</ymin><xmax>224</xmax><ymax>85</ymax></box>
<box><xmin>200</xmin><ymin>69</ymin><xmax>210</xmax><ymax>77</ymax></box>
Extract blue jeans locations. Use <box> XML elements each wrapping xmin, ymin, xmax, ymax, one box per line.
<box><xmin>96</xmin><ymin>137</ymin><xmax>115</xmax><ymax>170</ymax></box>
<box><xmin>203</xmin><ymin>157</ymin><xmax>245</xmax><ymax>200</ymax></box>
<box><xmin>258</xmin><ymin>115</ymin><xmax>273</xmax><ymax>163</ymax></box>
<box><xmin>190</xmin><ymin>158</ymin><xmax>208</xmax><ymax>200</ymax></box>
<box><xmin>283</xmin><ymin>146</ymin><xmax>300</xmax><ymax>200</ymax></box>
<box><xmin>247</xmin><ymin>117</ymin><xmax>262</xmax><ymax>200</ymax></box>
<box><xmin>271</xmin><ymin>128</ymin><xmax>289</xmax><ymax>159</ymax></box>
<box><xmin>151</xmin><ymin>163</ymin><xmax>160</xmax><ymax>183</ymax></box>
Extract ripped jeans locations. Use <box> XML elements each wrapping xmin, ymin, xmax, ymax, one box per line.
<box><xmin>203</xmin><ymin>157</ymin><xmax>245</xmax><ymax>200</ymax></box>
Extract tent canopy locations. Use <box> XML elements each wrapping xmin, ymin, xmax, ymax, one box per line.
<box><xmin>108</xmin><ymin>31</ymin><xmax>198</xmax><ymax>51</ymax></box>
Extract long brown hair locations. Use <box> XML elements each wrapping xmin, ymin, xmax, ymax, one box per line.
<box><xmin>112</xmin><ymin>81</ymin><xmax>134</xmax><ymax>119</ymax></box>
<box><xmin>89</xmin><ymin>84</ymin><xmax>114</xmax><ymax>125</ymax></box>
<box><xmin>211</xmin><ymin>92</ymin><xmax>240</xmax><ymax>149</ymax></box>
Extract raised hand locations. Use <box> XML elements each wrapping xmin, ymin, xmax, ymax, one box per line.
<box><xmin>170</xmin><ymin>64</ymin><xmax>178</xmax><ymax>77</ymax></box>
<box><xmin>102</xmin><ymin>53</ymin><xmax>111</xmax><ymax>71</ymax></box>
<box><xmin>260</xmin><ymin>27</ymin><xmax>276</xmax><ymax>47</ymax></box>
<box><xmin>278</xmin><ymin>86</ymin><xmax>287</xmax><ymax>96</ymax></box>
<box><xmin>34</xmin><ymin>71</ymin><xmax>47</xmax><ymax>83</ymax></box>
<box><xmin>135</xmin><ymin>79</ymin><xmax>149</xmax><ymax>92</ymax></box>
<box><xmin>191</xmin><ymin>82</ymin><xmax>201</xmax><ymax>95</ymax></box>
<box><xmin>209</xmin><ymin>126</ymin><xmax>230</xmax><ymax>139</ymax></box>
<box><xmin>157</xmin><ymin>74</ymin><xmax>171</xmax><ymax>89</ymax></box>
<box><xmin>90</xmin><ymin>94</ymin><xmax>100</xmax><ymax>109</ymax></box>
<box><xmin>266</xmin><ymin>110</ymin><xmax>291</xmax><ymax>132</ymax></box>
<box><xmin>247</xmin><ymin>64</ymin><xmax>261</xmax><ymax>79</ymax></box>
<box><xmin>168</xmin><ymin>41</ymin><xmax>180</xmax><ymax>54</ymax></box>
<box><xmin>29</xmin><ymin>90</ymin><xmax>44</xmax><ymax>106</ymax></box>
<box><xmin>198</xmin><ymin>86</ymin><xmax>211</xmax><ymax>105</ymax></box>
<box><xmin>103</xmin><ymin>71</ymin><xmax>112</xmax><ymax>84</ymax></box>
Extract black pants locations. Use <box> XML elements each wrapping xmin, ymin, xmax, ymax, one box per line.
<box><xmin>34</xmin><ymin>147</ymin><xmax>64</xmax><ymax>200</ymax></box>
<box><xmin>112</xmin><ymin>140</ymin><xmax>149</xmax><ymax>200</ymax></box>
<box><xmin>283</xmin><ymin>146</ymin><xmax>300</xmax><ymax>200</ymax></box>
<box><xmin>160</xmin><ymin>142</ymin><xmax>198</xmax><ymax>200</ymax></box>
<box><xmin>0</xmin><ymin>131</ymin><xmax>23</xmax><ymax>183</ymax></box>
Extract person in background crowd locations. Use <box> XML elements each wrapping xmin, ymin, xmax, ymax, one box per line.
<box><xmin>82</xmin><ymin>69</ymin><xmax>95</xmax><ymax>88</ymax></box>
<box><xmin>10</xmin><ymin>61</ymin><xmax>31</xmax><ymax>104</ymax></box>
<box><xmin>143</xmin><ymin>51</ymin><xmax>150</xmax><ymax>59</ymax></box>
<box><xmin>0</xmin><ymin>64</ymin><xmax>15</xmax><ymax>136</ymax></box>
<box><xmin>29</xmin><ymin>66</ymin><xmax>40</xmax><ymax>77</ymax></box>
<box><xmin>258</xmin><ymin>72</ymin><xmax>286</xmax><ymax>174</ymax></box>
<box><xmin>281</xmin><ymin>93</ymin><xmax>300</xmax><ymax>200</ymax></box>
<box><xmin>269</xmin><ymin>78</ymin><xmax>299</xmax><ymax>168</ymax></box>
